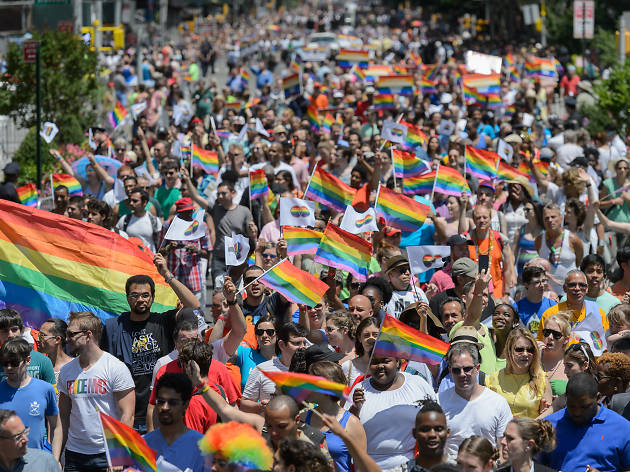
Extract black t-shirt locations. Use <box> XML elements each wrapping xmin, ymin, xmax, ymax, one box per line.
<box><xmin>429</xmin><ymin>288</ymin><xmax>495</xmax><ymax>332</ymax></box>
<box><xmin>0</xmin><ymin>181</ymin><xmax>19</xmax><ymax>204</ymax></box>
<box><xmin>242</xmin><ymin>292</ymin><xmax>291</xmax><ymax>325</ymax></box>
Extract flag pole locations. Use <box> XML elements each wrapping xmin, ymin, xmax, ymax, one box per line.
<box><xmin>391</xmin><ymin>148</ymin><xmax>398</xmax><ymax>190</ymax></box>
<box><xmin>379</xmin><ymin>113</ymin><xmax>404</xmax><ymax>152</ymax></box>
<box><xmin>303</xmin><ymin>162</ymin><xmax>318</xmax><ymax>198</ymax></box>
<box><xmin>239</xmin><ymin>257</ymin><xmax>287</xmax><ymax>295</ymax></box>
<box><xmin>430</xmin><ymin>163</ymin><xmax>439</xmax><ymax>202</ymax></box>
<box><xmin>97</xmin><ymin>411</ymin><xmax>114</xmax><ymax>470</ymax></box>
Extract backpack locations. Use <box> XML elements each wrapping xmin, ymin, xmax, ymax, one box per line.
<box><xmin>121</xmin><ymin>212</ymin><xmax>160</xmax><ymax>248</ymax></box>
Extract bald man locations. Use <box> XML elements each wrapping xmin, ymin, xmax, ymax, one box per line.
<box><xmin>347</xmin><ymin>295</ymin><xmax>373</xmax><ymax>323</ymax></box>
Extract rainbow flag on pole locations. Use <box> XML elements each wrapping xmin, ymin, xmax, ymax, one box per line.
<box><xmin>0</xmin><ymin>200</ymin><xmax>178</xmax><ymax>329</ymax></box>
<box><xmin>321</xmin><ymin>113</ymin><xmax>335</xmax><ymax>134</ymax></box>
<box><xmin>420</xmin><ymin>77</ymin><xmax>437</xmax><ymax>95</ymax></box>
<box><xmin>392</xmin><ymin>149</ymin><xmax>431</xmax><ymax>178</ymax></box>
<box><xmin>108</xmin><ymin>101</ymin><xmax>128</xmax><ymax>129</ymax></box>
<box><xmin>462</xmin><ymin>73</ymin><xmax>501</xmax><ymax>90</ymax></box>
<box><xmin>283</xmin><ymin>73</ymin><xmax>301</xmax><ymax>98</ymax></box>
<box><xmin>400</xmin><ymin>120</ymin><xmax>428</xmax><ymax>151</ymax></box>
<box><xmin>351</xmin><ymin>65</ymin><xmax>366</xmax><ymax>82</ymax></box>
<box><xmin>192</xmin><ymin>145</ymin><xmax>219</xmax><ymax>175</ymax></box>
<box><xmin>306</xmin><ymin>104</ymin><xmax>321</xmax><ymax>131</ymax></box>
<box><xmin>496</xmin><ymin>159</ymin><xmax>530</xmax><ymax>181</ymax></box>
<box><xmin>375</xmin><ymin>185</ymin><xmax>430</xmax><ymax>232</ymax></box>
<box><xmin>314</xmin><ymin>223</ymin><xmax>372</xmax><ymax>281</ymax></box>
<box><xmin>434</xmin><ymin>165</ymin><xmax>471</xmax><ymax>197</ymax></box>
<box><xmin>100</xmin><ymin>411</ymin><xmax>157</xmax><ymax>471</ymax></box>
<box><xmin>463</xmin><ymin>85</ymin><xmax>486</xmax><ymax>106</ymax></box>
<box><xmin>52</xmin><ymin>174</ymin><xmax>82</xmax><ymax>196</ymax></box>
<box><xmin>249</xmin><ymin>169</ymin><xmax>269</xmax><ymax>200</ymax></box>
<box><xmin>304</xmin><ymin>166</ymin><xmax>356</xmax><ymax>213</ymax></box>
<box><xmin>377</xmin><ymin>75</ymin><xmax>414</xmax><ymax>95</ymax></box>
<box><xmin>423</xmin><ymin>63</ymin><xmax>441</xmax><ymax>81</ymax></box>
<box><xmin>374</xmin><ymin>94</ymin><xmax>395</xmax><ymax>110</ymax></box>
<box><xmin>373</xmin><ymin>314</ymin><xmax>450</xmax><ymax>365</ymax></box>
<box><xmin>525</xmin><ymin>57</ymin><xmax>557</xmax><ymax>79</ymax></box>
<box><xmin>16</xmin><ymin>184</ymin><xmax>37</xmax><ymax>207</ymax></box>
<box><xmin>336</xmin><ymin>49</ymin><xmax>369</xmax><ymax>68</ymax></box>
<box><xmin>283</xmin><ymin>226</ymin><xmax>323</xmax><ymax>256</ymax></box>
<box><xmin>403</xmin><ymin>171</ymin><xmax>435</xmax><ymax>195</ymax></box>
<box><xmin>465</xmin><ymin>146</ymin><xmax>500</xmax><ymax>180</ymax></box>
<box><xmin>240</xmin><ymin>68</ymin><xmax>250</xmax><ymax>87</ymax></box>
<box><xmin>261</xmin><ymin>370</ymin><xmax>352</xmax><ymax>403</ymax></box>
<box><xmin>257</xmin><ymin>259</ymin><xmax>329</xmax><ymax>307</ymax></box>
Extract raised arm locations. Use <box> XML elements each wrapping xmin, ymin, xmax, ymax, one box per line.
<box><xmin>320</xmin><ymin>413</ymin><xmax>380</xmax><ymax>472</ymax></box>
<box><xmin>594</xmin><ymin>201</ymin><xmax>630</xmax><ymax>235</ymax></box>
<box><xmin>463</xmin><ymin>270</ymin><xmax>491</xmax><ymax>328</ymax></box>
<box><xmin>153</xmin><ymin>253</ymin><xmax>201</xmax><ymax>309</ymax></box>
<box><xmin>180</xmin><ymin>167</ymin><xmax>210</xmax><ymax>210</ymax></box>
<box><xmin>221</xmin><ymin>276</ymin><xmax>248</xmax><ymax>357</ymax></box>
<box><xmin>87</xmin><ymin>154</ymin><xmax>115</xmax><ymax>187</ymax></box>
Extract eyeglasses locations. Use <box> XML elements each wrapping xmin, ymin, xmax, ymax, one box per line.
<box><xmin>566</xmin><ymin>282</ymin><xmax>588</xmax><ymax>289</ymax></box>
<box><xmin>542</xmin><ymin>328</ymin><xmax>563</xmax><ymax>340</ymax></box>
<box><xmin>38</xmin><ymin>333</ymin><xmax>56</xmax><ymax>341</ymax></box>
<box><xmin>514</xmin><ymin>346</ymin><xmax>535</xmax><ymax>354</ymax></box>
<box><xmin>0</xmin><ymin>360</ymin><xmax>22</xmax><ymax>368</ymax></box>
<box><xmin>161</xmin><ymin>171</ymin><xmax>177</xmax><ymax>176</ymax></box>
<box><xmin>262</xmin><ymin>253</ymin><xmax>277</xmax><ymax>260</ymax></box>
<box><xmin>155</xmin><ymin>398</ymin><xmax>183</xmax><ymax>407</ymax></box>
<box><xmin>128</xmin><ymin>292</ymin><xmax>152</xmax><ymax>300</ymax></box>
<box><xmin>0</xmin><ymin>427</ymin><xmax>29</xmax><ymax>442</ymax></box>
<box><xmin>394</xmin><ymin>266</ymin><xmax>410</xmax><ymax>274</ymax></box>
<box><xmin>243</xmin><ymin>276</ymin><xmax>260</xmax><ymax>285</ymax></box>
<box><xmin>66</xmin><ymin>329</ymin><xmax>87</xmax><ymax>339</ymax></box>
<box><xmin>325</xmin><ymin>326</ymin><xmax>338</xmax><ymax>334</ymax></box>
<box><xmin>255</xmin><ymin>328</ymin><xmax>275</xmax><ymax>337</ymax></box>
<box><xmin>450</xmin><ymin>366</ymin><xmax>475</xmax><ymax>375</ymax></box>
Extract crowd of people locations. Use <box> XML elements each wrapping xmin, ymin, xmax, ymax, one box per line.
<box><xmin>0</xmin><ymin>2</ymin><xmax>630</xmax><ymax>472</ymax></box>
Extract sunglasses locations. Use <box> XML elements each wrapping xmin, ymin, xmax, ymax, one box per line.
<box><xmin>262</xmin><ymin>253</ymin><xmax>277</xmax><ymax>260</ymax></box>
<box><xmin>243</xmin><ymin>276</ymin><xmax>260</xmax><ymax>285</ymax></box>
<box><xmin>566</xmin><ymin>282</ymin><xmax>588</xmax><ymax>289</ymax></box>
<box><xmin>542</xmin><ymin>328</ymin><xmax>563</xmax><ymax>340</ymax></box>
<box><xmin>255</xmin><ymin>328</ymin><xmax>275</xmax><ymax>337</ymax></box>
<box><xmin>0</xmin><ymin>360</ymin><xmax>22</xmax><ymax>368</ymax></box>
<box><xmin>514</xmin><ymin>346</ymin><xmax>535</xmax><ymax>354</ymax></box>
<box><xmin>450</xmin><ymin>365</ymin><xmax>475</xmax><ymax>375</ymax></box>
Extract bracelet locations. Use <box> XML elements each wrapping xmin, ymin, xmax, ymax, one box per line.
<box><xmin>164</xmin><ymin>273</ymin><xmax>174</xmax><ymax>284</ymax></box>
<box><xmin>227</xmin><ymin>299</ymin><xmax>238</xmax><ymax>306</ymax></box>
<box><xmin>199</xmin><ymin>384</ymin><xmax>210</xmax><ymax>394</ymax></box>
<box><xmin>217</xmin><ymin>316</ymin><xmax>228</xmax><ymax>322</ymax></box>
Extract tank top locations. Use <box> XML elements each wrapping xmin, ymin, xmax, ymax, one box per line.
<box><xmin>467</xmin><ymin>229</ymin><xmax>505</xmax><ymax>297</ymax></box>
<box><xmin>305</xmin><ymin>410</ymin><xmax>352</xmax><ymax>472</ymax></box>
<box><xmin>538</xmin><ymin>230</ymin><xmax>576</xmax><ymax>295</ymax></box>
<box><xmin>516</xmin><ymin>226</ymin><xmax>538</xmax><ymax>276</ymax></box>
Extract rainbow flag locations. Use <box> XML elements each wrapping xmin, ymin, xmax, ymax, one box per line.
<box><xmin>434</xmin><ymin>165</ymin><xmax>471</xmax><ymax>197</ymax></box>
<box><xmin>365</xmin><ymin>65</ymin><xmax>393</xmax><ymax>81</ymax></box>
<box><xmin>373</xmin><ymin>314</ymin><xmax>450</xmax><ymax>365</ymax></box>
<box><xmin>100</xmin><ymin>411</ymin><xmax>157</xmax><ymax>471</ymax></box>
<box><xmin>375</xmin><ymin>185</ymin><xmax>430</xmax><ymax>232</ymax></box>
<box><xmin>486</xmin><ymin>93</ymin><xmax>503</xmax><ymax>109</ymax></box>
<box><xmin>249</xmin><ymin>169</ymin><xmax>269</xmax><ymax>200</ymax></box>
<box><xmin>351</xmin><ymin>65</ymin><xmax>366</xmax><ymax>82</ymax></box>
<box><xmin>337</xmin><ymin>49</ymin><xmax>369</xmax><ymax>68</ymax></box>
<box><xmin>215</xmin><ymin>130</ymin><xmax>232</xmax><ymax>140</ymax></box>
<box><xmin>392</xmin><ymin>149</ymin><xmax>431</xmax><ymax>178</ymax></box>
<box><xmin>0</xmin><ymin>201</ymin><xmax>178</xmax><ymax>327</ymax></box>
<box><xmin>304</xmin><ymin>166</ymin><xmax>356</xmax><ymax>213</ymax></box>
<box><xmin>463</xmin><ymin>85</ymin><xmax>486</xmax><ymax>106</ymax></box>
<box><xmin>533</xmin><ymin>158</ymin><xmax>550</xmax><ymax>176</ymax></box>
<box><xmin>374</xmin><ymin>94</ymin><xmax>395</xmax><ymax>110</ymax></box>
<box><xmin>225</xmin><ymin>101</ymin><xmax>242</xmax><ymax>110</ymax></box>
<box><xmin>400</xmin><ymin>120</ymin><xmax>428</xmax><ymax>150</ymax></box>
<box><xmin>192</xmin><ymin>144</ymin><xmax>219</xmax><ymax>175</ymax></box>
<box><xmin>245</xmin><ymin>97</ymin><xmax>262</xmax><ymax>110</ymax></box>
<box><xmin>497</xmin><ymin>159</ymin><xmax>530</xmax><ymax>181</ymax></box>
<box><xmin>240</xmin><ymin>68</ymin><xmax>250</xmax><ymax>87</ymax></box>
<box><xmin>504</xmin><ymin>53</ymin><xmax>514</xmax><ymax>69</ymax></box>
<box><xmin>409</xmin><ymin>51</ymin><xmax>422</xmax><ymax>66</ymax></box>
<box><xmin>258</xmin><ymin>259</ymin><xmax>329</xmax><ymax>307</ymax></box>
<box><xmin>306</xmin><ymin>104</ymin><xmax>320</xmax><ymax>131</ymax></box>
<box><xmin>16</xmin><ymin>184</ymin><xmax>37</xmax><ymax>207</ymax></box>
<box><xmin>261</xmin><ymin>370</ymin><xmax>352</xmax><ymax>403</ymax></box>
<box><xmin>52</xmin><ymin>174</ymin><xmax>82</xmax><ymax>196</ymax></box>
<box><xmin>423</xmin><ymin>63</ymin><xmax>441</xmax><ymax>81</ymax></box>
<box><xmin>420</xmin><ymin>77</ymin><xmax>437</xmax><ymax>95</ymax></box>
<box><xmin>509</xmin><ymin>66</ymin><xmax>521</xmax><ymax>83</ymax></box>
<box><xmin>462</xmin><ymin>73</ymin><xmax>501</xmax><ymax>90</ymax></box>
<box><xmin>377</xmin><ymin>75</ymin><xmax>414</xmax><ymax>95</ymax></box>
<box><xmin>314</xmin><ymin>223</ymin><xmax>372</xmax><ymax>281</ymax></box>
<box><xmin>525</xmin><ymin>57</ymin><xmax>556</xmax><ymax>78</ymax></box>
<box><xmin>282</xmin><ymin>226</ymin><xmax>323</xmax><ymax>256</ymax></box>
<box><xmin>321</xmin><ymin>113</ymin><xmax>334</xmax><ymax>134</ymax></box>
<box><xmin>108</xmin><ymin>101</ymin><xmax>128</xmax><ymax>129</ymax></box>
<box><xmin>403</xmin><ymin>171</ymin><xmax>435</xmax><ymax>195</ymax></box>
<box><xmin>465</xmin><ymin>146</ymin><xmax>500</xmax><ymax>180</ymax></box>
<box><xmin>283</xmin><ymin>73</ymin><xmax>301</xmax><ymax>98</ymax></box>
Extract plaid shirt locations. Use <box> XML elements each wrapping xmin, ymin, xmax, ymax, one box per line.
<box><xmin>161</xmin><ymin>222</ymin><xmax>210</xmax><ymax>293</ymax></box>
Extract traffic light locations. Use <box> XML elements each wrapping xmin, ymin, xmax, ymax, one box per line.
<box><xmin>616</xmin><ymin>30</ymin><xmax>630</xmax><ymax>55</ymax></box>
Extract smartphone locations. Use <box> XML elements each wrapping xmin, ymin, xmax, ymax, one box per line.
<box><xmin>478</xmin><ymin>254</ymin><xmax>489</xmax><ymax>273</ymax></box>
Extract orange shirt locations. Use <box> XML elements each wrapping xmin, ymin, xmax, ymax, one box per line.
<box><xmin>468</xmin><ymin>230</ymin><xmax>504</xmax><ymax>298</ymax></box>
<box><xmin>313</xmin><ymin>94</ymin><xmax>329</xmax><ymax>110</ymax></box>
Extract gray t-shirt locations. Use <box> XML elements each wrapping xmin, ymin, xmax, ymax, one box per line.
<box><xmin>11</xmin><ymin>447</ymin><xmax>60</xmax><ymax>472</ymax></box>
<box><xmin>116</xmin><ymin>212</ymin><xmax>162</xmax><ymax>253</ymax></box>
<box><xmin>210</xmin><ymin>204</ymin><xmax>252</xmax><ymax>260</ymax></box>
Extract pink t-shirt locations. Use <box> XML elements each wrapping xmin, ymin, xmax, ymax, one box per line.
<box><xmin>260</xmin><ymin>219</ymin><xmax>281</xmax><ymax>243</ymax></box>
<box><xmin>429</xmin><ymin>265</ymin><xmax>455</xmax><ymax>292</ymax></box>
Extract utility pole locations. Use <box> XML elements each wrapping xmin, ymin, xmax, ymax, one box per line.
<box><xmin>36</xmin><ymin>43</ymin><xmax>42</xmax><ymax>190</ymax></box>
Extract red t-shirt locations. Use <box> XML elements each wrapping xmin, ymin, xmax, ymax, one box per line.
<box><xmin>149</xmin><ymin>358</ymin><xmax>241</xmax><ymax>406</ymax></box>
<box><xmin>185</xmin><ymin>382</ymin><xmax>224</xmax><ymax>433</ymax></box>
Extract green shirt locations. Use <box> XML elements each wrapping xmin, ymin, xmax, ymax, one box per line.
<box><xmin>450</xmin><ymin>320</ymin><xmax>501</xmax><ymax>375</ymax></box>
<box><xmin>155</xmin><ymin>186</ymin><xmax>181</xmax><ymax>217</ymax></box>
<box><xmin>603</xmin><ymin>178</ymin><xmax>630</xmax><ymax>223</ymax></box>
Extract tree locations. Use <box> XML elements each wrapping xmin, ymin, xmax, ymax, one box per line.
<box><xmin>593</xmin><ymin>62</ymin><xmax>630</xmax><ymax>134</ymax></box>
<box><xmin>0</xmin><ymin>30</ymin><xmax>101</xmax><ymax>145</ymax></box>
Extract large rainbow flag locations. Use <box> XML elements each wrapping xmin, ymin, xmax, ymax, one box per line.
<box><xmin>304</xmin><ymin>166</ymin><xmax>356</xmax><ymax>213</ymax></box>
<box><xmin>261</xmin><ymin>370</ymin><xmax>352</xmax><ymax>403</ymax></box>
<box><xmin>99</xmin><ymin>411</ymin><xmax>157</xmax><ymax>471</ymax></box>
<box><xmin>52</xmin><ymin>174</ymin><xmax>82</xmax><ymax>196</ymax></box>
<box><xmin>0</xmin><ymin>201</ymin><xmax>178</xmax><ymax>327</ymax></box>
<box><xmin>377</xmin><ymin>75</ymin><xmax>414</xmax><ymax>95</ymax></box>
<box><xmin>16</xmin><ymin>184</ymin><xmax>37</xmax><ymax>207</ymax></box>
<box><xmin>282</xmin><ymin>226</ymin><xmax>323</xmax><ymax>256</ymax></box>
<box><xmin>374</xmin><ymin>94</ymin><xmax>395</xmax><ymax>110</ymax></box>
<box><xmin>249</xmin><ymin>168</ymin><xmax>269</xmax><ymax>200</ymax></box>
<box><xmin>108</xmin><ymin>101</ymin><xmax>128</xmax><ymax>129</ymax></box>
<box><xmin>314</xmin><ymin>223</ymin><xmax>372</xmax><ymax>281</ymax></box>
<box><xmin>375</xmin><ymin>185</ymin><xmax>430</xmax><ymax>232</ymax></box>
<box><xmin>192</xmin><ymin>145</ymin><xmax>219</xmax><ymax>175</ymax></box>
<box><xmin>336</xmin><ymin>49</ymin><xmax>369</xmax><ymax>68</ymax></box>
<box><xmin>373</xmin><ymin>314</ymin><xmax>450</xmax><ymax>365</ymax></box>
<box><xmin>465</xmin><ymin>146</ymin><xmax>500</xmax><ymax>180</ymax></box>
<box><xmin>462</xmin><ymin>73</ymin><xmax>501</xmax><ymax>90</ymax></box>
<box><xmin>257</xmin><ymin>259</ymin><xmax>329</xmax><ymax>307</ymax></box>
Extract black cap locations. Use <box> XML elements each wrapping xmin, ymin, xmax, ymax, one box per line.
<box><xmin>3</xmin><ymin>162</ymin><xmax>20</xmax><ymax>175</ymax></box>
<box><xmin>569</xmin><ymin>155</ymin><xmax>589</xmax><ymax>168</ymax></box>
<box><xmin>304</xmin><ymin>344</ymin><xmax>343</xmax><ymax>365</ymax></box>
<box><xmin>446</xmin><ymin>234</ymin><xmax>470</xmax><ymax>246</ymax></box>
<box><xmin>90</xmin><ymin>126</ymin><xmax>106</xmax><ymax>133</ymax></box>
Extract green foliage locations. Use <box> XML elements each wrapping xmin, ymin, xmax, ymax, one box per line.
<box><xmin>583</xmin><ymin>104</ymin><xmax>614</xmax><ymax>135</ymax></box>
<box><xmin>13</xmin><ymin>127</ymin><xmax>55</xmax><ymax>185</ymax></box>
<box><xmin>594</xmin><ymin>28</ymin><xmax>618</xmax><ymax>69</ymax></box>
<box><xmin>0</xmin><ymin>30</ymin><xmax>101</xmax><ymax>145</ymax></box>
<box><xmin>594</xmin><ymin>62</ymin><xmax>630</xmax><ymax>133</ymax></box>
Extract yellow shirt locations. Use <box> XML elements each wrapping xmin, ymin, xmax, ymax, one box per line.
<box><xmin>485</xmin><ymin>370</ymin><xmax>547</xmax><ymax>418</ymax></box>
<box><xmin>536</xmin><ymin>301</ymin><xmax>609</xmax><ymax>345</ymax></box>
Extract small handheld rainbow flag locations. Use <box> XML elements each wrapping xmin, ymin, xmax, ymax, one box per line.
<box><xmin>225</xmin><ymin>101</ymin><xmax>242</xmax><ymax>110</ymax></box>
<box><xmin>108</xmin><ymin>101</ymin><xmax>128</xmax><ymax>129</ymax></box>
<box><xmin>423</xmin><ymin>63</ymin><xmax>441</xmax><ymax>81</ymax></box>
<box><xmin>373</xmin><ymin>314</ymin><xmax>450</xmax><ymax>365</ymax></box>
<box><xmin>306</xmin><ymin>104</ymin><xmax>321</xmax><ymax>131</ymax></box>
<box><xmin>314</xmin><ymin>223</ymin><xmax>372</xmax><ymax>281</ymax></box>
<box><xmin>99</xmin><ymin>411</ymin><xmax>157</xmax><ymax>471</ymax></box>
<box><xmin>337</xmin><ymin>49</ymin><xmax>369</xmax><ymax>68</ymax></box>
<box><xmin>525</xmin><ymin>56</ymin><xmax>556</xmax><ymax>78</ymax></box>
<box><xmin>375</xmin><ymin>185</ymin><xmax>430</xmax><ymax>232</ymax></box>
<box><xmin>240</xmin><ymin>68</ymin><xmax>250</xmax><ymax>87</ymax></box>
<box><xmin>282</xmin><ymin>226</ymin><xmax>323</xmax><ymax>256</ymax></box>
<box><xmin>192</xmin><ymin>144</ymin><xmax>219</xmax><ymax>175</ymax></box>
<box><xmin>463</xmin><ymin>85</ymin><xmax>486</xmax><ymax>106</ymax></box>
<box><xmin>465</xmin><ymin>146</ymin><xmax>500</xmax><ymax>180</ymax></box>
<box><xmin>374</xmin><ymin>93</ymin><xmax>395</xmax><ymax>110</ymax></box>
<box><xmin>420</xmin><ymin>77</ymin><xmax>437</xmax><ymax>95</ymax></box>
<box><xmin>52</xmin><ymin>174</ymin><xmax>82</xmax><ymax>196</ymax></box>
<box><xmin>392</xmin><ymin>149</ymin><xmax>431</xmax><ymax>178</ymax></box>
<box><xmin>497</xmin><ymin>159</ymin><xmax>530</xmax><ymax>182</ymax></box>
<box><xmin>321</xmin><ymin>113</ymin><xmax>335</xmax><ymax>134</ymax></box>
<box><xmin>304</xmin><ymin>166</ymin><xmax>356</xmax><ymax>213</ymax></box>
<box><xmin>403</xmin><ymin>171</ymin><xmax>435</xmax><ymax>195</ymax></box>
<box><xmin>261</xmin><ymin>370</ymin><xmax>352</xmax><ymax>403</ymax></box>
<box><xmin>16</xmin><ymin>183</ymin><xmax>37</xmax><ymax>207</ymax></box>
<box><xmin>434</xmin><ymin>165</ymin><xmax>471</xmax><ymax>197</ymax></box>
<box><xmin>462</xmin><ymin>73</ymin><xmax>501</xmax><ymax>90</ymax></box>
<box><xmin>257</xmin><ymin>259</ymin><xmax>329</xmax><ymax>307</ymax></box>
<box><xmin>377</xmin><ymin>75</ymin><xmax>414</xmax><ymax>96</ymax></box>
<box><xmin>400</xmin><ymin>120</ymin><xmax>428</xmax><ymax>151</ymax></box>
<box><xmin>249</xmin><ymin>168</ymin><xmax>269</xmax><ymax>200</ymax></box>
<box><xmin>351</xmin><ymin>64</ymin><xmax>366</xmax><ymax>82</ymax></box>
<box><xmin>283</xmin><ymin>73</ymin><xmax>301</xmax><ymax>98</ymax></box>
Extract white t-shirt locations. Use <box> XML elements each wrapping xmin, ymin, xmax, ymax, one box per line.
<box><xmin>351</xmin><ymin>372</ymin><xmax>436</xmax><ymax>470</ymax></box>
<box><xmin>58</xmin><ymin>352</ymin><xmax>135</xmax><ymax>455</ymax></box>
<box><xmin>341</xmin><ymin>358</ymin><xmax>366</xmax><ymax>388</ymax></box>
<box><xmin>386</xmin><ymin>288</ymin><xmax>428</xmax><ymax>319</ymax></box>
<box><xmin>439</xmin><ymin>386</ymin><xmax>513</xmax><ymax>460</ymax></box>
<box><xmin>242</xmin><ymin>357</ymin><xmax>287</xmax><ymax>402</ymax></box>
<box><xmin>115</xmin><ymin>212</ymin><xmax>162</xmax><ymax>253</ymax></box>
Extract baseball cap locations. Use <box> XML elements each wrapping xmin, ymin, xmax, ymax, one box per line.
<box><xmin>478</xmin><ymin>180</ymin><xmax>495</xmax><ymax>193</ymax></box>
<box><xmin>304</xmin><ymin>344</ymin><xmax>343</xmax><ymax>365</ymax></box>
<box><xmin>385</xmin><ymin>255</ymin><xmax>410</xmax><ymax>274</ymax></box>
<box><xmin>569</xmin><ymin>155</ymin><xmax>589</xmax><ymax>168</ymax></box>
<box><xmin>3</xmin><ymin>162</ymin><xmax>20</xmax><ymax>175</ymax></box>
<box><xmin>446</xmin><ymin>234</ymin><xmax>470</xmax><ymax>246</ymax></box>
<box><xmin>451</xmin><ymin>257</ymin><xmax>477</xmax><ymax>278</ymax></box>
<box><xmin>174</xmin><ymin>197</ymin><xmax>194</xmax><ymax>212</ymax></box>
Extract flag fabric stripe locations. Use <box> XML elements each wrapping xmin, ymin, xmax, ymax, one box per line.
<box><xmin>465</xmin><ymin>146</ymin><xmax>500</xmax><ymax>180</ymax></box>
<box><xmin>258</xmin><ymin>259</ymin><xmax>329</xmax><ymax>307</ymax></box>
<box><xmin>403</xmin><ymin>171</ymin><xmax>435</xmax><ymax>195</ymax></box>
<box><xmin>314</xmin><ymin>223</ymin><xmax>372</xmax><ymax>281</ymax></box>
<box><xmin>392</xmin><ymin>150</ymin><xmax>430</xmax><ymax>178</ymax></box>
<box><xmin>304</xmin><ymin>166</ymin><xmax>356</xmax><ymax>213</ymax></box>
<box><xmin>434</xmin><ymin>165</ymin><xmax>471</xmax><ymax>196</ymax></box>
<box><xmin>261</xmin><ymin>370</ymin><xmax>352</xmax><ymax>403</ymax></box>
<box><xmin>496</xmin><ymin>160</ymin><xmax>530</xmax><ymax>181</ymax></box>
<box><xmin>249</xmin><ymin>169</ymin><xmax>269</xmax><ymax>200</ymax></box>
<box><xmin>283</xmin><ymin>73</ymin><xmax>301</xmax><ymax>97</ymax></box>
<box><xmin>375</xmin><ymin>186</ymin><xmax>430</xmax><ymax>232</ymax></box>
<box><xmin>100</xmin><ymin>411</ymin><xmax>157</xmax><ymax>471</ymax></box>
<box><xmin>108</xmin><ymin>101</ymin><xmax>128</xmax><ymax>129</ymax></box>
<box><xmin>52</xmin><ymin>174</ymin><xmax>82</xmax><ymax>196</ymax></box>
<box><xmin>399</xmin><ymin>120</ymin><xmax>428</xmax><ymax>150</ymax></box>
<box><xmin>282</xmin><ymin>226</ymin><xmax>323</xmax><ymax>255</ymax></box>
<box><xmin>192</xmin><ymin>145</ymin><xmax>219</xmax><ymax>175</ymax></box>
<box><xmin>462</xmin><ymin>73</ymin><xmax>501</xmax><ymax>89</ymax></box>
<box><xmin>16</xmin><ymin>184</ymin><xmax>37</xmax><ymax>207</ymax></box>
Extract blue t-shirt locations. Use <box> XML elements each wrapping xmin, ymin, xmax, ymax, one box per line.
<box><xmin>542</xmin><ymin>406</ymin><xmax>630</xmax><ymax>472</ymax></box>
<box><xmin>0</xmin><ymin>378</ymin><xmax>58</xmax><ymax>450</ymax></box>
<box><xmin>513</xmin><ymin>297</ymin><xmax>556</xmax><ymax>334</ymax></box>
<box><xmin>235</xmin><ymin>346</ymin><xmax>266</xmax><ymax>390</ymax></box>
<box><xmin>144</xmin><ymin>428</ymin><xmax>206</xmax><ymax>472</ymax></box>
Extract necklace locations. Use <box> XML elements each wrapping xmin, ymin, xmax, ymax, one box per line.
<box><xmin>545</xmin><ymin>230</ymin><xmax>564</xmax><ymax>267</ymax></box>
<box><xmin>472</xmin><ymin>228</ymin><xmax>493</xmax><ymax>266</ymax></box>
<box><xmin>543</xmin><ymin>352</ymin><xmax>563</xmax><ymax>379</ymax></box>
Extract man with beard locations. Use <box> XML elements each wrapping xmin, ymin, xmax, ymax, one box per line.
<box><xmin>101</xmin><ymin>253</ymin><xmax>200</xmax><ymax>433</ymax></box>
<box><xmin>143</xmin><ymin>373</ymin><xmax>205</xmax><ymax>472</ymax></box>
<box><xmin>58</xmin><ymin>311</ymin><xmax>135</xmax><ymax>472</ymax></box>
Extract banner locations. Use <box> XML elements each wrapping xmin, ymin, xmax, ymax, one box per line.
<box><xmin>279</xmin><ymin>198</ymin><xmax>316</xmax><ymax>227</ymax></box>
<box><xmin>225</xmin><ymin>233</ymin><xmax>250</xmax><ymax>266</ymax></box>
<box><xmin>407</xmin><ymin>245</ymin><xmax>451</xmax><ymax>273</ymax></box>
<box><xmin>339</xmin><ymin>206</ymin><xmax>379</xmax><ymax>234</ymax></box>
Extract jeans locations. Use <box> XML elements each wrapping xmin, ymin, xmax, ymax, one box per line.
<box><xmin>64</xmin><ymin>450</ymin><xmax>109</xmax><ymax>472</ymax></box>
